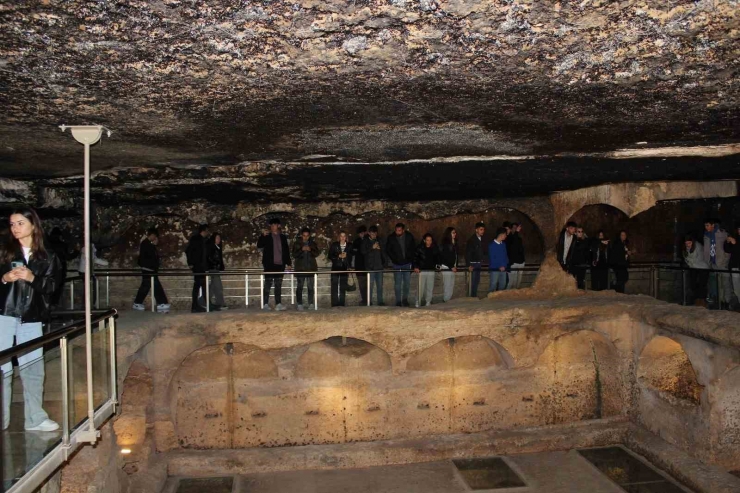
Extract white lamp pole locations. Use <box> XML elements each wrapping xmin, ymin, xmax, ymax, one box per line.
<box><xmin>59</xmin><ymin>125</ymin><xmax>111</xmax><ymax>444</ymax></box>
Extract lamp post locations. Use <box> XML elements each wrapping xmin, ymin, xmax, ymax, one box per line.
<box><xmin>59</xmin><ymin>125</ymin><xmax>111</xmax><ymax>444</ymax></box>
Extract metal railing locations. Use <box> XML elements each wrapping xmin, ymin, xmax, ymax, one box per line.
<box><xmin>1</xmin><ymin>309</ymin><xmax>118</xmax><ymax>493</ymax></box>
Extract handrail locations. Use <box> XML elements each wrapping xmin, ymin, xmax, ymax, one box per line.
<box><xmin>0</xmin><ymin>308</ymin><xmax>117</xmax><ymax>365</ymax></box>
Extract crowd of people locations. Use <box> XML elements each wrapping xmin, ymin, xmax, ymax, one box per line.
<box><xmin>169</xmin><ymin>218</ymin><xmax>529</xmax><ymax>313</ymax></box>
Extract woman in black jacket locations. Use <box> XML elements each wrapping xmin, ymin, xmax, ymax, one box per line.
<box><xmin>0</xmin><ymin>207</ymin><xmax>60</xmax><ymax>432</ymax></box>
<box><xmin>328</xmin><ymin>231</ymin><xmax>353</xmax><ymax>307</ymax></box>
<box><xmin>439</xmin><ymin>227</ymin><xmax>458</xmax><ymax>302</ymax></box>
<box><xmin>206</xmin><ymin>232</ymin><xmax>226</xmax><ymax>310</ymax></box>
<box><xmin>413</xmin><ymin>233</ymin><xmax>440</xmax><ymax>307</ymax></box>
<box><xmin>590</xmin><ymin>231</ymin><xmax>610</xmax><ymax>291</ymax></box>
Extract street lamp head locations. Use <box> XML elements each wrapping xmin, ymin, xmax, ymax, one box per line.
<box><xmin>59</xmin><ymin>124</ymin><xmax>112</xmax><ymax>145</ymax></box>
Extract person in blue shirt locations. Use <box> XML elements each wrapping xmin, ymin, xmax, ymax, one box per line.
<box><xmin>488</xmin><ymin>228</ymin><xmax>509</xmax><ymax>292</ymax></box>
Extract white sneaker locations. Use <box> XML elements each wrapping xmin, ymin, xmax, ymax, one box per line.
<box><xmin>425</xmin><ymin>302</ymin><xmax>431</xmax><ymax>307</ymax></box>
<box><xmin>132</xmin><ymin>303</ymin><xmax>145</xmax><ymax>311</ymax></box>
<box><xmin>262</xmin><ymin>304</ymin><xmax>272</xmax><ymax>311</ymax></box>
<box><xmin>308</xmin><ymin>304</ymin><xmax>315</xmax><ymax>310</ymax></box>
<box><xmin>219</xmin><ymin>305</ymin><xmax>229</xmax><ymax>310</ymax></box>
<box><xmin>296</xmin><ymin>304</ymin><xmax>304</xmax><ymax>311</ymax></box>
<box><xmin>275</xmin><ymin>303</ymin><xmax>287</xmax><ymax>311</ymax></box>
<box><xmin>156</xmin><ymin>304</ymin><xmax>170</xmax><ymax>313</ymax></box>
<box><xmin>25</xmin><ymin>419</ymin><xmax>60</xmax><ymax>432</ymax></box>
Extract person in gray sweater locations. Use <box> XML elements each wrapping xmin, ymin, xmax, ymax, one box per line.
<box><xmin>703</xmin><ymin>219</ymin><xmax>732</xmax><ymax>308</ymax></box>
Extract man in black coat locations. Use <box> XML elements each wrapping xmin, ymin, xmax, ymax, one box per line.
<box><xmin>134</xmin><ymin>228</ymin><xmax>169</xmax><ymax>312</ymax></box>
<box><xmin>352</xmin><ymin>225</ymin><xmax>368</xmax><ymax>305</ymax></box>
<box><xmin>557</xmin><ymin>221</ymin><xmax>577</xmax><ymax>272</ymax></box>
<box><xmin>465</xmin><ymin>222</ymin><xmax>486</xmax><ymax>297</ymax></box>
<box><xmin>570</xmin><ymin>227</ymin><xmax>591</xmax><ymax>289</ymax></box>
<box><xmin>186</xmin><ymin>224</ymin><xmax>209</xmax><ymax>312</ymax></box>
<box><xmin>256</xmin><ymin>218</ymin><xmax>291</xmax><ymax>310</ymax></box>
<box><xmin>506</xmin><ymin>223</ymin><xmax>526</xmax><ymax>290</ymax></box>
<box><xmin>384</xmin><ymin>223</ymin><xmax>416</xmax><ymax>307</ymax></box>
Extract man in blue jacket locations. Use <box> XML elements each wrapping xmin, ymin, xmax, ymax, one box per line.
<box><xmin>488</xmin><ymin>227</ymin><xmax>509</xmax><ymax>292</ymax></box>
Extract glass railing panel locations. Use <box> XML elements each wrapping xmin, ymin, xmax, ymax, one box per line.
<box><xmin>67</xmin><ymin>321</ymin><xmax>111</xmax><ymax>431</ymax></box>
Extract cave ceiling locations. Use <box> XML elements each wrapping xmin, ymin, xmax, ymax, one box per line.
<box><xmin>0</xmin><ymin>0</ymin><xmax>739</xmax><ymax>204</ymax></box>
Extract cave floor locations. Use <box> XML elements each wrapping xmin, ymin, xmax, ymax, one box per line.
<box><xmin>165</xmin><ymin>448</ymin><xmax>690</xmax><ymax>493</ymax></box>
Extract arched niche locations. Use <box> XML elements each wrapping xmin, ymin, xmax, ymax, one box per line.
<box><xmin>637</xmin><ymin>336</ymin><xmax>703</xmax><ymax>405</ymax></box>
<box><xmin>406</xmin><ymin>335</ymin><xmax>513</xmax><ymax>372</ymax></box>
<box><xmin>295</xmin><ymin>336</ymin><xmax>392</xmax><ymax>379</ymax></box>
<box><xmin>566</xmin><ymin>204</ymin><xmax>630</xmax><ymax>242</ymax></box>
<box><xmin>170</xmin><ymin>343</ymin><xmax>278</xmax><ymax>449</ymax></box>
<box><xmin>536</xmin><ymin>330</ymin><xmax>623</xmax><ymax>422</ymax></box>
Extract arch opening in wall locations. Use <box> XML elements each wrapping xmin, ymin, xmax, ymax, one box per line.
<box><xmin>567</xmin><ymin>204</ymin><xmax>630</xmax><ymax>243</ymax></box>
<box><xmin>406</xmin><ymin>336</ymin><xmax>513</xmax><ymax>373</ymax></box>
<box><xmin>637</xmin><ymin>336</ymin><xmax>703</xmax><ymax>405</ymax></box>
<box><xmin>295</xmin><ymin>336</ymin><xmax>392</xmax><ymax>379</ymax></box>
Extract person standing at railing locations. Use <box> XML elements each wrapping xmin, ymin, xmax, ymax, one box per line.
<box><xmin>488</xmin><ymin>228</ymin><xmax>509</xmax><ymax>293</ymax></box>
<box><xmin>133</xmin><ymin>228</ymin><xmax>170</xmax><ymax>313</ymax></box>
<box><xmin>683</xmin><ymin>235</ymin><xmax>709</xmax><ymax>305</ymax></box>
<box><xmin>46</xmin><ymin>227</ymin><xmax>72</xmax><ymax>309</ymax></box>
<box><xmin>725</xmin><ymin>225</ymin><xmax>740</xmax><ymax>311</ymax></box>
<box><xmin>506</xmin><ymin>223</ymin><xmax>525</xmax><ymax>290</ymax></box>
<box><xmin>571</xmin><ymin>227</ymin><xmax>591</xmax><ymax>290</ymax></box>
<box><xmin>385</xmin><ymin>223</ymin><xmax>416</xmax><ymax>307</ymax></box>
<box><xmin>206</xmin><ymin>232</ymin><xmax>227</xmax><ymax>311</ymax></box>
<box><xmin>414</xmin><ymin>233</ymin><xmax>440</xmax><ymax>307</ymax></box>
<box><xmin>292</xmin><ymin>227</ymin><xmax>320</xmax><ymax>311</ymax></box>
<box><xmin>352</xmin><ymin>226</ymin><xmax>368</xmax><ymax>306</ymax></box>
<box><xmin>329</xmin><ymin>231</ymin><xmax>354</xmax><ymax>307</ymax></box>
<box><xmin>610</xmin><ymin>230</ymin><xmax>630</xmax><ymax>293</ymax></box>
<box><xmin>466</xmin><ymin>222</ymin><xmax>486</xmax><ymax>297</ymax></box>
<box><xmin>362</xmin><ymin>226</ymin><xmax>387</xmax><ymax>306</ymax></box>
<box><xmin>590</xmin><ymin>231</ymin><xmax>610</xmax><ymax>291</ymax></box>
<box><xmin>439</xmin><ymin>227</ymin><xmax>458</xmax><ymax>302</ymax></box>
<box><xmin>257</xmin><ymin>218</ymin><xmax>292</xmax><ymax>311</ymax></box>
<box><xmin>186</xmin><ymin>224</ymin><xmax>210</xmax><ymax>313</ymax></box>
<box><xmin>0</xmin><ymin>207</ymin><xmax>61</xmax><ymax>432</ymax></box>
<box><xmin>557</xmin><ymin>221</ymin><xmax>577</xmax><ymax>272</ymax></box>
<box><xmin>703</xmin><ymin>219</ymin><xmax>732</xmax><ymax>309</ymax></box>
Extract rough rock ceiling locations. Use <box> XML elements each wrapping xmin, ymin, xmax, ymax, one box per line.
<box><xmin>1</xmin><ymin>0</ymin><xmax>739</xmax><ymax>202</ymax></box>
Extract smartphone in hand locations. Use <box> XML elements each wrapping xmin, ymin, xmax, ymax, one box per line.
<box><xmin>10</xmin><ymin>261</ymin><xmax>24</xmax><ymax>269</ymax></box>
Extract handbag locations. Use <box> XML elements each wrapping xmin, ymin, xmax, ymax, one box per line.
<box><xmin>346</xmin><ymin>273</ymin><xmax>357</xmax><ymax>292</ymax></box>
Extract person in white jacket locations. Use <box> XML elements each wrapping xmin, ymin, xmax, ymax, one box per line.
<box><xmin>683</xmin><ymin>235</ymin><xmax>709</xmax><ymax>304</ymax></box>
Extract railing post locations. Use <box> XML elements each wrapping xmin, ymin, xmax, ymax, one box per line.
<box><xmin>95</xmin><ymin>277</ymin><xmax>100</xmax><ymax>310</ymax></box>
<box><xmin>417</xmin><ymin>270</ymin><xmax>421</xmax><ymax>307</ymax></box>
<box><xmin>109</xmin><ymin>316</ymin><xmax>118</xmax><ymax>410</ymax></box>
<box><xmin>60</xmin><ymin>335</ymin><xmax>70</xmax><ymax>446</ymax></box>
<box><xmin>206</xmin><ymin>274</ymin><xmax>210</xmax><ymax>312</ymax></box>
<box><xmin>290</xmin><ymin>273</ymin><xmax>295</xmax><ymax>306</ymax></box>
<box><xmin>467</xmin><ymin>269</ymin><xmax>472</xmax><ymax>297</ymax></box>
<box><xmin>682</xmin><ymin>268</ymin><xmax>687</xmax><ymax>306</ymax></box>
<box><xmin>314</xmin><ymin>273</ymin><xmax>318</xmax><ymax>310</ymax></box>
<box><xmin>260</xmin><ymin>274</ymin><xmax>265</xmax><ymax>307</ymax></box>
<box><xmin>70</xmin><ymin>280</ymin><xmax>75</xmax><ymax>310</ymax></box>
<box><xmin>151</xmin><ymin>276</ymin><xmax>156</xmax><ymax>312</ymax></box>
<box><xmin>367</xmin><ymin>271</ymin><xmax>371</xmax><ymax>307</ymax></box>
<box><xmin>106</xmin><ymin>275</ymin><xmax>109</xmax><ymax>308</ymax></box>
<box><xmin>654</xmin><ymin>266</ymin><xmax>659</xmax><ymax>299</ymax></box>
<box><xmin>245</xmin><ymin>274</ymin><xmax>249</xmax><ymax>307</ymax></box>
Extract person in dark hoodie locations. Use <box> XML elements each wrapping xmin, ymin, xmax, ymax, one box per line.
<box><xmin>257</xmin><ymin>218</ymin><xmax>291</xmax><ymax>311</ymax></box>
<box><xmin>133</xmin><ymin>228</ymin><xmax>170</xmax><ymax>313</ymax></box>
<box><xmin>352</xmin><ymin>225</ymin><xmax>368</xmax><ymax>306</ymax></box>
<box><xmin>723</xmin><ymin>224</ymin><xmax>740</xmax><ymax>310</ymax></box>
<box><xmin>506</xmin><ymin>222</ymin><xmax>525</xmax><ymax>290</ymax></box>
<box><xmin>570</xmin><ymin>226</ymin><xmax>591</xmax><ymax>289</ymax></box>
<box><xmin>385</xmin><ymin>223</ymin><xmax>416</xmax><ymax>307</ymax></box>
<box><xmin>413</xmin><ymin>233</ymin><xmax>440</xmax><ymax>307</ymax></box>
<box><xmin>610</xmin><ymin>230</ymin><xmax>630</xmax><ymax>293</ymax></box>
<box><xmin>292</xmin><ymin>227</ymin><xmax>320</xmax><ymax>310</ymax></box>
<box><xmin>590</xmin><ymin>230</ymin><xmax>610</xmax><ymax>291</ymax></box>
<box><xmin>185</xmin><ymin>224</ymin><xmax>209</xmax><ymax>312</ymax></box>
<box><xmin>466</xmin><ymin>222</ymin><xmax>486</xmax><ymax>297</ymax></box>
<box><xmin>206</xmin><ymin>232</ymin><xmax>226</xmax><ymax>310</ymax></box>
<box><xmin>361</xmin><ymin>226</ymin><xmax>387</xmax><ymax>306</ymax></box>
<box><xmin>328</xmin><ymin>231</ymin><xmax>353</xmax><ymax>307</ymax></box>
<box><xmin>439</xmin><ymin>227</ymin><xmax>458</xmax><ymax>302</ymax></box>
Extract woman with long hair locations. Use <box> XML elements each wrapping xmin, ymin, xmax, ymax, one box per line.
<box><xmin>0</xmin><ymin>207</ymin><xmax>61</xmax><ymax>431</ymax></box>
<box><xmin>439</xmin><ymin>227</ymin><xmax>458</xmax><ymax>302</ymax></box>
